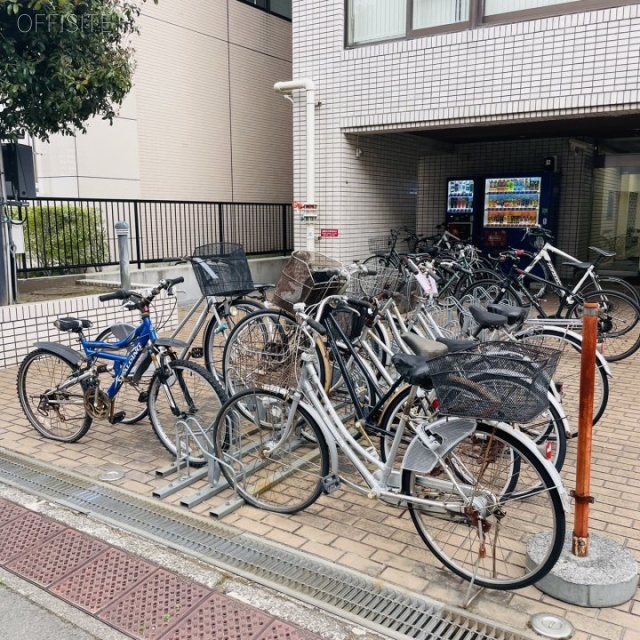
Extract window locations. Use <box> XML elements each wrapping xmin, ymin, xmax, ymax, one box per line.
<box><xmin>237</xmin><ymin>0</ymin><xmax>291</xmax><ymax>20</ymax></box>
<box><xmin>347</xmin><ymin>0</ymin><xmax>636</xmax><ymax>45</ymax></box>
<box><xmin>349</xmin><ymin>0</ymin><xmax>406</xmax><ymax>45</ymax></box>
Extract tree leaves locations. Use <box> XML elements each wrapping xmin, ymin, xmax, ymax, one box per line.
<box><xmin>0</xmin><ymin>0</ymin><xmax>158</xmax><ymax>140</ymax></box>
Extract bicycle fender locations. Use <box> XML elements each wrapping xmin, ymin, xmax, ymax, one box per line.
<box><xmin>402</xmin><ymin>417</ymin><xmax>476</xmax><ymax>474</ymax></box>
<box><xmin>33</xmin><ymin>342</ymin><xmax>85</xmax><ymax>368</ymax></box>
<box><xmin>155</xmin><ymin>337</ymin><xmax>189</xmax><ymax>350</ymax></box>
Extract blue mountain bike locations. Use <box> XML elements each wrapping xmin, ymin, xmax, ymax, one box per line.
<box><xmin>17</xmin><ymin>278</ymin><xmax>226</xmax><ymax>466</ymax></box>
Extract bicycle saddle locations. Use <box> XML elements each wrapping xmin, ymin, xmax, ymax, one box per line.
<box><xmin>435</xmin><ymin>336</ymin><xmax>476</xmax><ymax>353</ymax></box>
<box><xmin>487</xmin><ymin>303</ymin><xmax>528</xmax><ymax>326</ymax></box>
<box><xmin>469</xmin><ymin>305</ymin><xmax>508</xmax><ymax>329</ymax></box>
<box><xmin>254</xmin><ymin>283</ymin><xmax>275</xmax><ymax>291</ymax></box>
<box><xmin>401</xmin><ymin>333</ymin><xmax>448</xmax><ymax>359</ymax></box>
<box><xmin>391</xmin><ymin>353</ymin><xmax>434</xmax><ymax>387</ymax></box>
<box><xmin>54</xmin><ymin>317</ymin><xmax>93</xmax><ymax>332</ymax></box>
<box><xmin>589</xmin><ymin>246</ymin><xmax>616</xmax><ymax>259</ymax></box>
<box><xmin>561</xmin><ymin>260</ymin><xmax>592</xmax><ymax>271</ymax></box>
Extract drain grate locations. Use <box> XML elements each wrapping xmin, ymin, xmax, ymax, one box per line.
<box><xmin>0</xmin><ymin>450</ymin><xmax>533</xmax><ymax>640</ymax></box>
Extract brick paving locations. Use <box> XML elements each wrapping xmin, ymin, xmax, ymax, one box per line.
<box><xmin>1</xmin><ymin>310</ymin><xmax>639</xmax><ymax>640</ymax></box>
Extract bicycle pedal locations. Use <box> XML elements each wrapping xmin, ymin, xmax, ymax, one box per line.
<box><xmin>137</xmin><ymin>391</ymin><xmax>148</xmax><ymax>403</ymax></box>
<box><xmin>190</xmin><ymin>347</ymin><xmax>203</xmax><ymax>359</ymax></box>
<box><xmin>321</xmin><ymin>473</ymin><xmax>340</xmax><ymax>495</ymax></box>
<box><xmin>110</xmin><ymin>411</ymin><xmax>127</xmax><ymax>424</ymax></box>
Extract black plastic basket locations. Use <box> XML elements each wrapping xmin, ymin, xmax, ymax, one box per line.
<box><xmin>192</xmin><ymin>243</ymin><xmax>255</xmax><ymax>297</ymax></box>
<box><xmin>273</xmin><ymin>251</ymin><xmax>347</xmax><ymax>313</ymax></box>
<box><xmin>426</xmin><ymin>341</ymin><xmax>561</xmax><ymax>423</ymax></box>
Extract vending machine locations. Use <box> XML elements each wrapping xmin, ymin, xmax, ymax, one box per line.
<box><xmin>445</xmin><ymin>177</ymin><xmax>479</xmax><ymax>243</ymax></box>
<box><xmin>480</xmin><ymin>174</ymin><xmax>557</xmax><ymax>252</ymax></box>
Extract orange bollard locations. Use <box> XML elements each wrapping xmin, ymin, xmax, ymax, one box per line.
<box><xmin>572</xmin><ymin>302</ymin><xmax>598</xmax><ymax>557</ymax></box>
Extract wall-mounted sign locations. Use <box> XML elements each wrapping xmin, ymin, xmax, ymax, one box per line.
<box><xmin>320</xmin><ymin>228</ymin><xmax>339</xmax><ymax>238</ymax></box>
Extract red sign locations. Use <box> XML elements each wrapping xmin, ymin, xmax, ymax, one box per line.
<box><xmin>484</xmin><ymin>229</ymin><xmax>507</xmax><ymax>248</ymax></box>
<box><xmin>320</xmin><ymin>228</ymin><xmax>339</xmax><ymax>238</ymax></box>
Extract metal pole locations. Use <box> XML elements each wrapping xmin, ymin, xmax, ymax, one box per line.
<box><xmin>0</xmin><ymin>148</ymin><xmax>12</xmax><ymax>305</ymax></box>
<box><xmin>572</xmin><ymin>301</ymin><xmax>598</xmax><ymax>557</ymax></box>
<box><xmin>115</xmin><ymin>221</ymin><xmax>131</xmax><ymax>290</ymax></box>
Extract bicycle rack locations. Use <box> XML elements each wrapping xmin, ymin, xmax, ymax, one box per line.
<box><xmin>152</xmin><ymin>416</ymin><xmax>247</xmax><ymax>519</ymax></box>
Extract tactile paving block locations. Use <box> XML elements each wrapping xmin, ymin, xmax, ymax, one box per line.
<box><xmin>7</xmin><ymin>528</ymin><xmax>107</xmax><ymax>587</ymax></box>
<box><xmin>0</xmin><ymin>512</ymin><xmax>66</xmax><ymax>563</ymax></box>
<box><xmin>0</xmin><ymin>499</ymin><xmax>29</xmax><ymax>527</ymax></box>
<box><xmin>157</xmin><ymin>592</ymin><xmax>273</xmax><ymax>640</ymax></box>
<box><xmin>98</xmin><ymin>567</ymin><xmax>210</xmax><ymax>639</ymax></box>
<box><xmin>51</xmin><ymin>547</ymin><xmax>158</xmax><ymax>613</ymax></box>
<box><xmin>256</xmin><ymin>620</ymin><xmax>320</xmax><ymax>640</ymax></box>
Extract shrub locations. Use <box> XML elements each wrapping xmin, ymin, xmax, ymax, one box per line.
<box><xmin>22</xmin><ymin>205</ymin><xmax>108</xmax><ymax>275</ymax></box>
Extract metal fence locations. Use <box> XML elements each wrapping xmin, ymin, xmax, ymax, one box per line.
<box><xmin>8</xmin><ymin>198</ymin><xmax>293</xmax><ymax>277</ymax></box>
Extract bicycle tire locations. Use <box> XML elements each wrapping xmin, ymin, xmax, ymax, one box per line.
<box><xmin>402</xmin><ymin>421</ymin><xmax>565</xmax><ymax>590</ymax></box>
<box><xmin>17</xmin><ymin>349</ymin><xmax>93</xmax><ymax>442</ymax></box>
<box><xmin>222</xmin><ymin>308</ymin><xmax>330</xmax><ymax>396</ymax></box>
<box><xmin>147</xmin><ymin>358</ymin><xmax>227</xmax><ymax>466</ymax></box>
<box><xmin>516</xmin><ymin>327</ymin><xmax>610</xmax><ymax>432</ymax></box>
<box><xmin>567</xmin><ymin>289</ymin><xmax>640</xmax><ymax>362</ymax></box>
<box><xmin>94</xmin><ymin>326</ymin><xmax>150</xmax><ymax>425</ymax></box>
<box><xmin>213</xmin><ymin>388</ymin><xmax>330</xmax><ymax>513</ymax></box>
<box><xmin>203</xmin><ymin>298</ymin><xmax>265</xmax><ymax>378</ymax></box>
<box><xmin>583</xmin><ymin>275</ymin><xmax>640</xmax><ymax>305</ymax></box>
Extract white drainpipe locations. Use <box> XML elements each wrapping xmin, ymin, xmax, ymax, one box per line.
<box><xmin>274</xmin><ymin>79</ymin><xmax>317</xmax><ymax>252</ymax></box>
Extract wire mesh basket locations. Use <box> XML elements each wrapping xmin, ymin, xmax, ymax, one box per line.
<box><xmin>273</xmin><ymin>251</ymin><xmax>347</xmax><ymax>313</ymax></box>
<box><xmin>323</xmin><ymin>305</ymin><xmax>368</xmax><ymax>342</ymax></box>
<box><xmin>425</xmin><ymin>341</ymin><xmax>561</xmax><ymax>423</ymax></box>
<box><xmin>350</xmin><ymin>266</ymin><xmax>406</xmax><ymax>300</ymax></box>
<box><xmin>224</xmin><ymin>312</ymin><xmax>316</xmax><ymax>392</ymax></box>
<box><xmin>191</xmin><ymin>243</ymin><xmax>255</xmax><ymax>297</ymax></box>
<box><xmin>368</xmin><ymin>236</ymin><xmax>393</xmax><ymax>253</ymax></box>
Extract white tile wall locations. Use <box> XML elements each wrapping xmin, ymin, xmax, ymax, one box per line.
<box><xmin>291</xmin><ymin>2</ymin><xmax>640</xmax><ymax>260</ymax></box>
<box><xmin>0</xmin><ymin>292</ymin><xmax>178</xmax><ymax>369</ymax></box>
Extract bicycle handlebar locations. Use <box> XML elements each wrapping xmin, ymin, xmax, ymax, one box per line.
<box><xmin>98</xmin><ymin>277</ymin><xmax>184</xmax><ymax>305</ymax></box>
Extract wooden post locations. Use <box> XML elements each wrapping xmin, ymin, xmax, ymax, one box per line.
<box><xmin>572</xmin><ymin>302</ymin><xmax>598</xmax><ymax>557</ymax></box>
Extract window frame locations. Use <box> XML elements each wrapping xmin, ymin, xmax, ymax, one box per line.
<box><xmin>236</xmin><ymin>0</ymin><xmax>291</xmax><ymax>21</ymax></box>
<box><xmin>346</xmin><ymin>0</ymin><xmax>638</xmax><ymax>47</ymax></box>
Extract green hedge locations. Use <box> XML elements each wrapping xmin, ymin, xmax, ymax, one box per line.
<box><xmin>23</xmin><ymin>205</ymin><xmax>108</xmax><ymax>275</ymax></box>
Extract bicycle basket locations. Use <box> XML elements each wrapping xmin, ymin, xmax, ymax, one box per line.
<box><xmin>368</xmin><ymin>236</ymin><xmax>392</xmax><ymax>253</ymax></box>
<box><xmin>273</xmin><ymin>251</ymin><xmax>346</xmax><ymax>313</ymax></box>
<box><xmin>192</xmin><ymin>243</ymin><xmax>255</xmax><ymax>297</ymax></box>
<box><xmin>426</xmin><ymin>341</ymin><xmax>560</xmax><ymax>423</ymax></box>
<box><xmin>322</xmin><ymin>305</ymin><xmax>368</xmax><ymax>342</ymax></box>
<box><xmin>352</xmin><ymin>266</ymin><xmax>405</xmax><ymax>299</ymax></box>
<box><xmin>227</xmin><ymin>314</ymin><xmax>314</xmax><ymax>392</ymax></box>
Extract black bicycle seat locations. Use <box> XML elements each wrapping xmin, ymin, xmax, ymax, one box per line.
<box><xmin>391</xmin><ymin>353</ymin><xmax>434</xmax><ymax>387</ymax></box>
<box><xmin>487</xmin><ymin>303</ymin><xmax>528</xmax><ymax>326</ymax></box>
<box><xmin>54</xmin><ymin>317</ymin><xmax>93</xmax><ymax>332</ymax></box>
<box><xmin>435</xmin><ymin>336</ymin><xmax>476</xmax><ymax>353</ymax></box>
<box><xmin>469</xmin><ymin>305</ymin><xmax>508</xmax><ymax>328</ymax></box>
<box><xmin>561</xmin><ymin>261</ymin><xmax>592</xmax><ymax>271</ymax></box>
<box><xmin>254</xmin><ymin>283</ymin><xmax>275</xmax><ymax>291</ymax></box>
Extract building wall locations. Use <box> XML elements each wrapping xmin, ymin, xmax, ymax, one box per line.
<box><xmin>290</xmin><ymin>1</ymin><xmax>640</xmax><ymax>260</ymax></box>
<box><xmin>35</xmin><ymin>1</ymin><xmax>293</xmax><ymax>204</ymax></box>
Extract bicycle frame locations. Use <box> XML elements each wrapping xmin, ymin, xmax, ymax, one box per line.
<box><xmin>80</xmin><ymin>315</ymin><xmax>157</xmax><ymax>400</ymax></box>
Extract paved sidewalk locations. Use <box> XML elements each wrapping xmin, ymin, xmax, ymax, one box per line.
<box><xmin>1</xmin><ymin>315</ymin><xmax>640</xmax><ymax>639</ymax></box>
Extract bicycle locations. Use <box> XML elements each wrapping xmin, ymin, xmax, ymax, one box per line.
<box><xmin>363</xmin><ymin>227</ymin><xmax>425</xmax><ymax>271</ymax></box>
<box><xmin>458</xmin><ymin>248</ymin><xmax>640</xmax><ymax>362</ymax></box>
<box><xmin>212</xmin><ymin>296</ymin><xmax>569</xmax><ymax>591</ymax></box>
<box><xmin>509</xmin><ymin>226</ymin><xmax>639</xmax><ymax>303</ymax></box>
<box><xmin>95</xmin><ymin>242</ymin><xmax>270</xmax><ymax>424</ymax></box>
<box><xmin>16</xmin><ymin>278</ymin><xmax>227</xmax><ymax>466</ymax></box>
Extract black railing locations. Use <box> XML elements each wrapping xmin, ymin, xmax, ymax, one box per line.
<box><xmin>8</xmin><ymin>198</ymin><xmax>293</xmax><ymax>277</ymax></box>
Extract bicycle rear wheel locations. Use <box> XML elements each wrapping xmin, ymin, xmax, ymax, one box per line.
<box><xmin>213</xmin><ymin>388</ymin><xmax>330</xmax><ymax>513</ymax></box>
<box><xmin>17</xmin><ymin>349</ymin><xmax>93</xmax><ymax>442</ymax></box>
<box><xmin>567</xmin><ymin>289</ymin><xmax>640</xmax><ymax>362</ymax></box>
<box><xmin>147</xmin><ymin>359</ymin><xmax>227</xmax><ymax>466</ymax></box>
<box><xmin>402</xmin><ymin>422</ymin><xmax>565</xmax><ymax>590</ymax></box>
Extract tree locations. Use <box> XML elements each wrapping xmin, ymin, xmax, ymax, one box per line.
<box><xmin>0</xmin><ymin>0</ymin><xmax>157</xmax><ymax>141</ymax></box>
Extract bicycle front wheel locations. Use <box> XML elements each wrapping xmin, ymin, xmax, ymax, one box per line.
<box><xmin>213</xmin><ymin>388</ymin><xmax>330</xmax><ymax>513</ymax></box>
<box><xmin>147</xmin><ymin>359</ymin><xmax>227</xmax><ymax>466</ymax></box>
<box><xmin>567</xmin><ymin>289</ymin><xmax>640</xmax><ymax>362</ymax></box>
<box><xmin>402</xmin><ymin>422</ymin><xmax>565</xmax><ymax>590</ymax></box>
<box><xmin>17</xmin><ymin>349</ymin><xmax>93</xmax><ymax>442</ymax></box>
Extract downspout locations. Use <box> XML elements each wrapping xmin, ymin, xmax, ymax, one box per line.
<box><xmin>274</xmin><ymin>79</ymin><xmax>317</xmax><ymax>252</ymax></box>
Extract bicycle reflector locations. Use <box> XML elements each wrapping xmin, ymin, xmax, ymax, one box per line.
<box><xmin>431</xmin><ymin>397</ymin><xmax>440</xmax><ymax>411</ymax></box>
